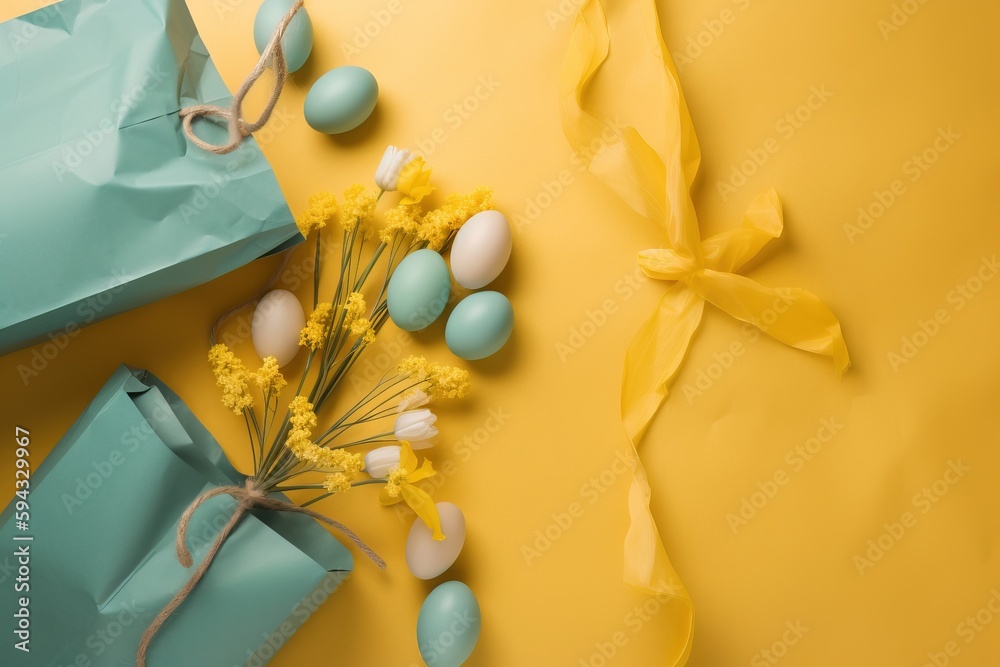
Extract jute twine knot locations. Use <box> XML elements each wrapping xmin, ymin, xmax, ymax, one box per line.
<box><xmin>179</xmin><ymin>0</ymin><xmax>305</xmax><ymax>154</ymax></box>
<box><xmin>136</xmin><ymin>477</ymin><xmax>385</xmax><ymax>667</ymax></box>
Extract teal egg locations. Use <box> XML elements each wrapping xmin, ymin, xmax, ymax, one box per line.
<box><xmin>416</xmin><ymin>581</ymin><xmax>481</xmax><ymax>667</ymax></box>
<box><xmin>253</xmin><ymin>0</ymin><xmax>313</xmax><ymax>73</ymax></box>
<box><xmin>303</xmin><ymin>66</ymin><xmax>378</xmax><ymax>134</ymax></box>
<box><xmin>388</xmin><ymin>249</ymin><xmax>451</xmax><ymax>331</ymax></box>
<box><xmin>446</xmin><ymin>291</ymin><xmax>514</xmax><ymax>360</ymax></box>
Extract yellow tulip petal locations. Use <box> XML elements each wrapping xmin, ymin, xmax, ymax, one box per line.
<box><xmin>408</xmin><ymin>458</ymin><xmax>436</xmax><ymax>484</ymax></box>
<box><xmin>401</xmin><ymin>484</ymin><xmax>444</xmax><ymax>540</ymax></box>
<box><xmin>398</xmin><ymin>440</ymin><xmax>418</xmax><ymax>471</ymax></box>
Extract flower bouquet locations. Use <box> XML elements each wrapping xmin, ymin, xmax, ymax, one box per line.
<box><xmin>0</xmin><ymin>148</ymin><xmax>496</xmax><ymax>667</ymax></box>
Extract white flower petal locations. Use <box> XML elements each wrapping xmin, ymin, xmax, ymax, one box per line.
<box><xmin>374</xmin><ymin>145</ymin><xmax>412</xmax><ymax>191</ymax></box>
<box><xmin>365</xmin><ymin>445</ymin><xmax>401</xmax><ymax>478</ymax></box>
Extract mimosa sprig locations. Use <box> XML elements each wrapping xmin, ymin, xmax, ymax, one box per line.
<box><xmin>208</xmin><ymin>146</ymin><xmax>489</xmax><ymax>538</ymax></box>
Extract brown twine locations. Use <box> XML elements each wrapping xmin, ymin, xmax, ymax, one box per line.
<box><xmin>136</xmin><ymin>477</ymin><xmax>385</xmax><ymax>667</ymax></box>
<box><xmin>179</xmin><ymin>0</ymin><xmax>305</xmax><ymax>154</ymax></box>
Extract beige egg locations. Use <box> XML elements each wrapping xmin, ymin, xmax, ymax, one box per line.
<box><xmin>251</xmin><ymin>289</ymin><xmax>305</xmax><ymax>367</ymax></box>
<box><xmin>406</xmin><ymin>502</ymin><xmax>466</xmax><ymax>580</ymax></box>
<box><xmin>450</xmin><ymin>210</ymin><xmax>511</xmax><ymax>289</ymax></box>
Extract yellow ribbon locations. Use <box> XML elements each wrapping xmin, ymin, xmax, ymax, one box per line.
<box><xmin>560</xmin><ymin>0</ymin><xmax>850</xmax><ymax>663</ymax></box>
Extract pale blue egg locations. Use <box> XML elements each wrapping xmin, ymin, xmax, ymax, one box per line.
<box><xmin>253</xmin><ymin>0</ymin><xmax>313</xmax><ymax>73</ymax></box>
<box><xmin>387</xmin><ymin>249</ymin><xmax>451</xmax><ymax>331</ymax></box>
<box><xmin>445</xmin><ymin>291</ymin><xmax>514</xmax><ymax>360</ymax></box>
<box><xmin>417</xmin><ymin>581</ymin><xmax>481</xmax><ymax>667</ymax></box>
<box><xmin>303</xmin><ymin>66</ymin><xmax>378</xmax><ymax>134</ymax></box>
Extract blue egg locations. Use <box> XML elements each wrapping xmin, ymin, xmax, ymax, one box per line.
<box><xmin>388</xmin><ymin>249</ymin><xmax>451</xmax><ymax>331</ymax></box>
<box><xmin>417</xmin><ymin>581</ymin><xmax>481</xmax><ymax>667</ymax></box>
<box><xmin>253</xmin><ymin>0</ymin><xmax>313</xmax><ymax>73</ymax></box>
<box><xmin>303</xmin><ymin>66</ymin><xmax>378</xmax><ymax>134</ymax></box>
<box><xmin>445</xmin><ymin>291</ymin><xmax>513</xmax><ymax>360</ymax></box>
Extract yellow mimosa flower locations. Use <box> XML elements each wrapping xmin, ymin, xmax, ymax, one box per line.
<box><xmin>296</xmin><ymin>191</ymin><xmax>337</xmax><ymax>237</ymax></box>
<box><xmin>253</xmin><ymin>356</ymin><xmax>287</xmax><ymax>394</ymax></box>
<box><xmin>299</xmin><ymin>303</ymin><xmax>334</xmax><ymax>350</ymax></box>
<box><xmin>208</xmin><ymin>344</ymin><xmax>254</xmax><ymax>415</ymax></box>
<box><xmin>342</xmin><ymin>184</ymin><xmax>378</xmax><ymax>233</ymax></box>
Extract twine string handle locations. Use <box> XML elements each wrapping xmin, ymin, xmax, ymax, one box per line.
<box><xmin>136</xmin><ymin>477</ymin><xmax>385</xmax><ymax>667</ymax></box>
<box><xmin>179</xmin><ymin>0</ymin><xmax>305</xmax><ymax>154</ymax></box>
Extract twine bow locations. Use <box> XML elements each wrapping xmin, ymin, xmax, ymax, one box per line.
<box><xmin>179</xmin><ymin>0</ymin><xmax>305</xmax><ymax>154</ymax></box>
<box><xmin>137</xmin><ymin>477</ymin><xmax>385</xmax><ymax>667</ymax></box>
<box><xmin>560</xmin><ymin>0</ymin><xmax>849</xmax><ymax>664</ymax></box>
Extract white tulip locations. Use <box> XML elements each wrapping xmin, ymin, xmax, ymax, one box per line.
<box><xmin>374</xmin><ymin>145</ymin><xmax>415</xmax><ymax>192</ymax></box>
<box><xmin>394</xmin><ymin>409</ymin><xmax>438</xmax><ymax>447</ymax></box>
<box><xmin>365</xmin><ymin>445</ymin><xmax>401</xmax><ymax>478</ymax></box>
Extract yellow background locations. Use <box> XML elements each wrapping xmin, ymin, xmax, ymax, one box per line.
<box><xmin>2</xmin><ymin>0</ymin><xmax>999</xmax><ymax>665</ymax></box>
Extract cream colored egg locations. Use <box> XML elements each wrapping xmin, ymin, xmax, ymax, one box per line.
<box><xmin>406</xmin><ymin>502</ymin><xmax>466</xmax><ymax>579</ymax></box>
<box><xmin>251</xmin><ymin>289</ymin><xmax>305</xmax><ymax>367</ymax></box>
<box><xmin>450</xmin><ymin>210</ymin><xmax>512</xmax><ymax>289</ymax></box>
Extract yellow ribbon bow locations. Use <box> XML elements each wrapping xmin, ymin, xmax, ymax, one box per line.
<box><xmin>560</xmin><ymin>0</ymin><xmax>850</xmax><ymax>664</ymax></box>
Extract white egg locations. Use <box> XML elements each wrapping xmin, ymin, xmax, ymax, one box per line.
<box><xmin>406</xmin><ymin>502</ymin><xmax>466</xmax><ymax>579</ymax></box>
<box><xmin>364</xmin><ymin>445</ymin><xmax>401</xmax><ymax>478</ymax></box>
<box><xmin>450</xmin><ymin>210</ymin><xmax>512</xmax><ymax>289</ymax></box>
<box><xmin>251</xmin><ymin>289</ymin><xmax>305</xmax><ymax>367</ymax></box>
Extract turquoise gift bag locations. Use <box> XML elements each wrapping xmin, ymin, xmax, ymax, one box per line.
<box><xmin>0</xmin><ymin>366</ymin><xmax>354</xmax><ymax>666</ymax></box>
<box><xmin>0</xmin><ymin>0</ymin><xmax>301</xmax><ymax>355</ymax></box>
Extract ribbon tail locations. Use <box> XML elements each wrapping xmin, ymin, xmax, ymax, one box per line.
<box><xmin>691</xmin><ymin>269</ymin><xmax>851</xmax><ymax>373</ymax></box>
<box><xmin>620</xmin><ymin>283</ymin><xmax>702</xmax><ymax>666</ymax></box>
<box><xmin>560</xmin><ymin>0</ymin><xmax>669</xmax><ymax>226</ymax></box>
<box><xmin>623</xmin><ymin>451</ymin><xmax>696</xmax><ymax>667</ymax></box>
<box><xmin>622</xmin><ymin>283</ymin><xmax>705</xmax><ymax>439</ymax></box>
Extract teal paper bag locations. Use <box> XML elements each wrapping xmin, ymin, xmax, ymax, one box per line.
<box><xmin>0</xmin><ymin>0</ymin><xmax>301</xmax><ymax>355</ymax></box>
<box><xmin>0</xmin><ymin>366</ymin><xmax>353</xmax><ymax>666</ymax></box>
